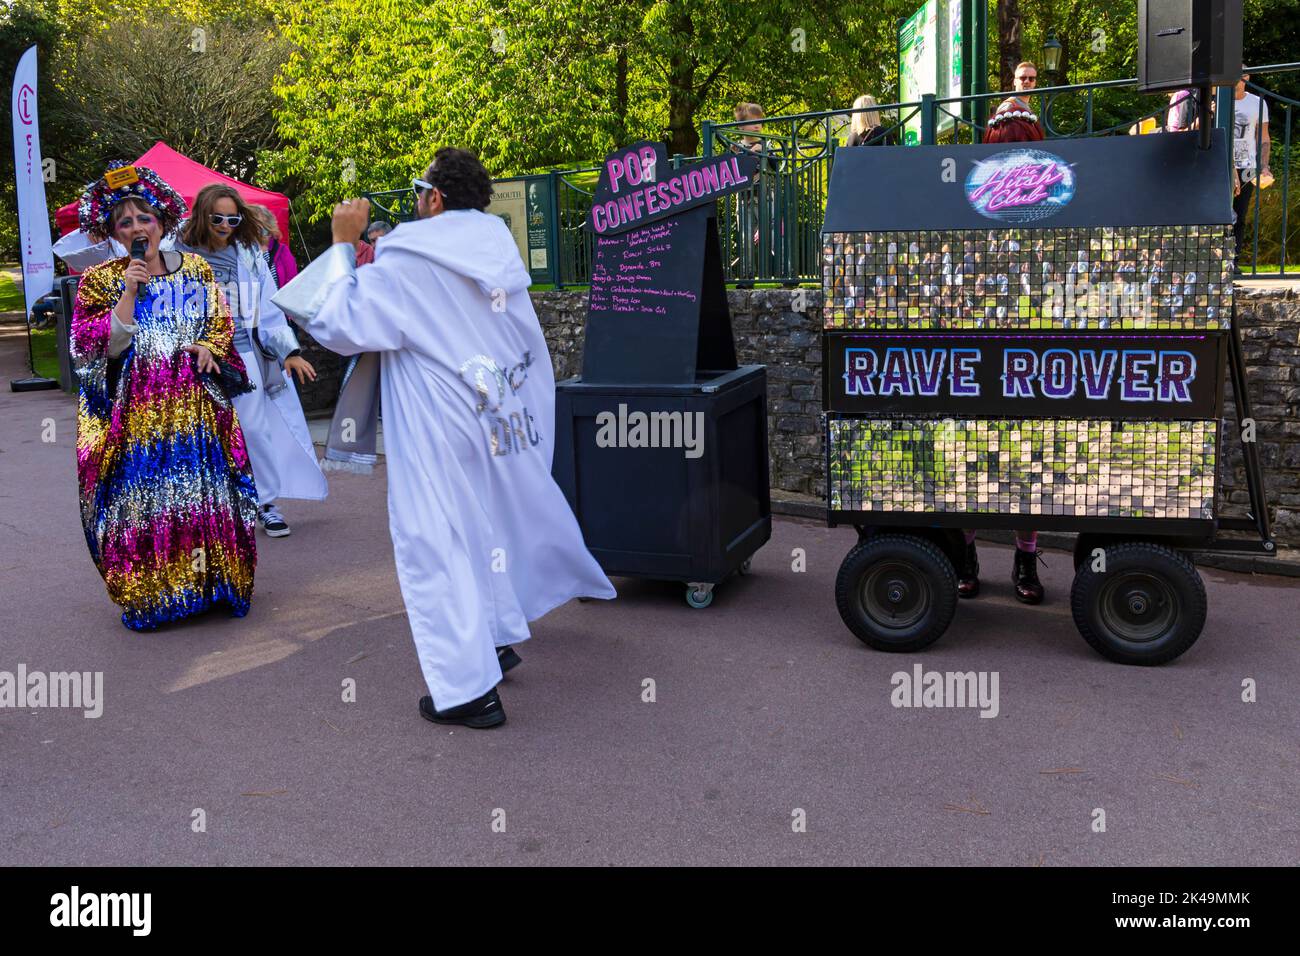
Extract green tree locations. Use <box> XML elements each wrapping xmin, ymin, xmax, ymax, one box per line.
<box><xmin>1</xmin><ymin>0</ymin><xmax>282</xmax><ymax>258</ymax></box>
<box><xmin>263</xmin><ymin>0</ymin><xmax>914</xmax><ymax>219</ymax></box>
<box><xmin>57</xmin><ymin>12</ymin><xmax>288</xmax><ymax>181</ymax></box>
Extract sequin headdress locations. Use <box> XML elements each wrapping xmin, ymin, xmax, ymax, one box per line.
<box><xmin>78</xmin><ymin>161</ymin><xmax>188</xmax><ymax>241</ymax></box>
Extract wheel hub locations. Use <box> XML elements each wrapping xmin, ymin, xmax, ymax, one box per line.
<box><xmin>1100</xmin><ymin>573</ymin><xmax>1177</xmax><ymax>643</ymax></box>
<box><xmin>861</xmin><ymin>562</ymin><xmax>929</xmax><ymax>630</ymax></box>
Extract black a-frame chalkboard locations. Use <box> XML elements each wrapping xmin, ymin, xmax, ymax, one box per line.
<box><xmin>580</xmin><ymin>141</ymin><xmax>757</xmax><ymax>385</ymax></box>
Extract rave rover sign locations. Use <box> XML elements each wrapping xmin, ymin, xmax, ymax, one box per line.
<box><xmin>824</xmin><ymin>333</ymin><xmax>1224</xmax><ymax>420</ymax></box>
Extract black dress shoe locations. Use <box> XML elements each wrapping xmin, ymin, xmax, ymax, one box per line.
<box><xmin>1012</xmin><ymin>548</ymin><xmax>1045</xmax><ymax>605</ymax></box>
<box><xmin>497</xmin><ymin>645</ymin><xmax>522</xmax><ymax>674</ymax></box>
<box><xmin>419</xmin><ymin>689</ymin><xmax>506</xmax><ymax>729</ymax></box>
<box><xmin>957</xmin><ymin>540</ymin><xmax>980</xmax><ymax>599</ymax></box>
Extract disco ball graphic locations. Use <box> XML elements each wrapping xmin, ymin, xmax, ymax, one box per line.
<box><xmin>965</xmin><ymin>149</ymin><xmax>1076</xmax><ymax>224</ymax></box>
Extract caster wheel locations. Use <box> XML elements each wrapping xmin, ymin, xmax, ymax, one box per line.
<box><xmin>685</xmin><ymin>586</ymin><xmax>713</xmax><ymax>609</ymax></box>
<box><xmin>835</xmin><ymin>534</ymin><xmax>958</xmax><ymax>652</ymax></box>
<box><xmin>1070</xmin><ymin>541</ymin><xmax>1206</xmax><ymax>665</ymax></box>
<box><xmin>738</xmin><ymin>558</ymin><xmax>753</xmax><ymax>575</ymax></box>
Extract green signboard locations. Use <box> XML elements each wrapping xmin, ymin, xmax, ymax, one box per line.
<box><xmin>898</xmin><ymin>0</ymin><xmax>966</xmax><ymax>144</ymax></box>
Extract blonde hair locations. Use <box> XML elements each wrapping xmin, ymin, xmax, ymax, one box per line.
<box><xmin>1015</xmin><ymin>61</ymin><xmax>1038</xmax><ymax>74</ymax></box>
<box><xmin>734</xmin><ymin>102</ymin><xmax>765</xmax><ymax>122</ymax></box>
<box><xmin>249</xmin><ymin>203</ymin><xmax>281</xmax><ymax>241</ymax></box>
<box><xmin>850</xmin><ymin>94</ymin><xmax>882</xmax><ymax>137</ymax></box>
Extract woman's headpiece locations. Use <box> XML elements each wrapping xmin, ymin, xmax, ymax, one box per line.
<box><xmin>78</xmin><ymin>161</ymin><xmax>188</xmax><ymax>241</ymax></box>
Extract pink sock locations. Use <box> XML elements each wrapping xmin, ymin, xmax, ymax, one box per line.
<box><xmin>1015</xmin><ymin>532</ymin><xmax>1038</xmax><ymax>552</ymax></box>
<box><xmin>963</xmin><ymin>530</ymin><xmax>977</xmax><ymax>545</ymax></box>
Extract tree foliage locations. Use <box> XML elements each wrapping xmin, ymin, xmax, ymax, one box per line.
<box><xmin>1</xmin><ymin>0</ymin><xmax>282</xmax><ymax>257</ymax></box>
<box><xmin>262</xmin><ymin>0</ymin><xmax>916</xmax><ymax>219</ymax></box>
<box><xmin>3</xmin><ymin>0</ymin><xmax>1296</xmax><ymax>253</ymax></box>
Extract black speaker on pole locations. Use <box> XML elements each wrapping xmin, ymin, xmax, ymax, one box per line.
<box><xmin>1137</xmin><ymin>0</ymin><xmax>1244</xmax><ymax>93</ymax></box>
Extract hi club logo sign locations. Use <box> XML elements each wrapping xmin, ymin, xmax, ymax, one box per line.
<box><xmin>16</xmin><ymin>84</ymin><xmax>35</xmax><ymax>125</ymax></box>
<box><xmin>965</xmin><ymin>148</ymin><xmax>1075</xmax><ymax>224</ymax></box>
<box><xmin>587</xmin><ymin>140</ymin><xmax>759</xmax><ymax>235</ymax></box>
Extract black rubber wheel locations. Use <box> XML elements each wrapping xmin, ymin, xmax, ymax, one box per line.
<box><xmin>835</xmin><ymin>534</ymin><xmax>958</xmax><ymax>653</ymax></box>
<box><xmin>1074</xmin><ymin>534</ymin><xmax>1106</xmax><ymax>572</ymax></box>
<box><xmin>1070</xmin><ymin>542</ymin><xmax>1207</xmax><ymax>665</ymax></box>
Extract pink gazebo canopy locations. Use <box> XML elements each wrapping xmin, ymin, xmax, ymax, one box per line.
<box><xmin>56</xmin><ymin>141</ymin><xmax>291</xmax><ymax>240</ymax></box>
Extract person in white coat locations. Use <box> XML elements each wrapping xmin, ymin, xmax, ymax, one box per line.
<box><xmin>53</xmin><ymin>224</ymin><xmax>177</xmax><ymax>272</ymax></box>
<box><xmin>275</xmin><ymin>148</ymin><xmax>615</xmax><ymax>728</ymax></box>
<box><xmin>178</xmin><ymin>184</ymin><xmax>328</xmax><ymax>536</ymax></box>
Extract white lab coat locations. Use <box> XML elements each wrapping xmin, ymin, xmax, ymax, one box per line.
<box><xmin>298</xmin><ymin>211</ymin><xmax>616</xmax><ymax>708</ymax></box>
<box><xmin>222</xmin><ymin>242</ymin><xmax>327</xmax><ymax>505</ymax></box>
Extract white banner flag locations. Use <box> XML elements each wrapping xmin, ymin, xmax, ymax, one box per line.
<box><xmin>11</xmin><ymin>45</ymin><xmax>55</xmax><ymax>315</ymax></box>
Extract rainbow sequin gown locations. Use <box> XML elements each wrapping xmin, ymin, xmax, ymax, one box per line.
<box><xmin>70</xmin><ymin>252</ymin><xmax>259</xmax><ymax>630</ymax></box>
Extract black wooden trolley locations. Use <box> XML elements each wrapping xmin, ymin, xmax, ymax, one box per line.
<box><xmin>821</xmin><ymin>131</ymin><xmax>1272</xmax><ymax>664</ymax></box>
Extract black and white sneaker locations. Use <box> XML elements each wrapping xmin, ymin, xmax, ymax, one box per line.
<box><xmin>419</xmin><ymin>689</ymin><xmax>506</xmax><ymax>729</ymax></box>
<box><xmin>258</xmin><ymin>504</ymin><xmax>290</xmax><ymax>537</ymax></box>
<box><xmin>497</xmin><ymin>645</ymin><xmax>522</xmax><ymax>675</ymax></box>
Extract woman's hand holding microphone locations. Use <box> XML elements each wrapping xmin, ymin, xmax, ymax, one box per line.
<box><xmin>113</xmin><ymin>237</ymin><xmax>149</xmax><ymax>325</ymax></box>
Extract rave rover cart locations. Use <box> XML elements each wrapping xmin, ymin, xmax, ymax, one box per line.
<box><xmin>821</xmin><ymin>131</ymin><xmax>1272</xmax><ymax>664</ymax></box>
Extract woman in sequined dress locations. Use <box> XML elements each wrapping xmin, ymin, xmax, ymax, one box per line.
<box><xmin>69</xmin><ymin>163</ymin><xmax>258</xmax><ymax>630</ymax></box>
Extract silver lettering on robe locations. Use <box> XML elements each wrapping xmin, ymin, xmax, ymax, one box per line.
<box><xmin>506</xmin><ymin>351</ymin><xmax>533</xmax><ymax>394</ymax></box>
<box><xmin>459</xmin><ymin>355</ymin><xmax>508</xmax><ymax>414</ymax></box>
<box><xmin>463</xmin><ymin>350</ymin><xmax>544</xmax><ymax>456</ymax></box>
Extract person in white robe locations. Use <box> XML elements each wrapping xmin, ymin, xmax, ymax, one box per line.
<box><xmin>178</xmin><ymin>185</ymin><xmax>327</xmax><ymax>536</ymax></box>
<box><xmin>274</xmin><ymin>148</ymin><xmax>615</xmax><ymax>728</ymax></box>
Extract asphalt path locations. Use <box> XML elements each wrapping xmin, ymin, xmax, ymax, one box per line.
<box><xmin>2</xmin><ymin>330</ymin><xmax>1297</xmax><ymax>866</ymax></box>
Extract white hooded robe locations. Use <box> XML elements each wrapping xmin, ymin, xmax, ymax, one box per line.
<box><xmin>301</xmin><ymin>210</ymin><xmax>616</xmax><ymax>708</ymax></box>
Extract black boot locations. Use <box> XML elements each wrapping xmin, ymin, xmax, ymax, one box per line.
<box><xmin>1012</xmin><ymin>548</ymin><xmax>1045</xmax><ymax>605</ymax></box>
<box><xmin>419</xmin><ymin>689</ymin><xmax>506</xmax><ymax>729</ymax></box>
<box><xmin>497</xmin><ymin>645</ymin><xmax>522</xmax><ymax>674</ymax></box>
<box><xmin>957</xmin><ymin>540</ymin><xmax>980</xmax><ymax>599</ymax></box>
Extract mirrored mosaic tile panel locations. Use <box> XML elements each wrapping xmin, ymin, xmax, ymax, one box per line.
<box><xmin>822</xmin><ymin>226</ymin><xmax>1233</xmax><ymax>331</ymax></box>
<box><xmin>827</xmin><ymin>416</ymin><xmax>1216</xmax><ymax>519</ymax></box>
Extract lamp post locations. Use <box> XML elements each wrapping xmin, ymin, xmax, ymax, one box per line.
<box><xmin>1042</xmin><ymin>34</ymin><xmax>1063</xmax><ymax>84</ymax></box>
<box><xmin>1038</xmin><ymin>33</ymin><xmax>1064</xmax><ymax>136</ymax></box>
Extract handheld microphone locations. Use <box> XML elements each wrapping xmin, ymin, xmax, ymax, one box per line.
<box><xmin>130</xmin><ymin>237</ymin><xmax>147</xmax><ymax>261</ymax></box>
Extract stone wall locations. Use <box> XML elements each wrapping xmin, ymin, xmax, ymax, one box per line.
<box><xmin>294</xmin><ymin>284</ymin><xmax>1300</xmax><ymax>544</ymax></box>
<box><xmin>1223</xmin><ymin>284</ymin><xmax>1300</xmax><ymax>542</ymax></box>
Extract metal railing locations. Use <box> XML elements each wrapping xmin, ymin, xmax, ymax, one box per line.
<box><xmin>366</xmin><ymin>62</ymin><xmax>1298</xmax><ymax>285</ymax></box>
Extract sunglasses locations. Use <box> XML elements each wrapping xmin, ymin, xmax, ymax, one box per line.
<box><xmin>209</xmin><ymin>214</ymin><xmax>243</xmax><ymax>226</ymax></box>
<box><xmin>412</xmin><ymin>178</ymin><xmax>435</xmax><ymax>196</ymax></box>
